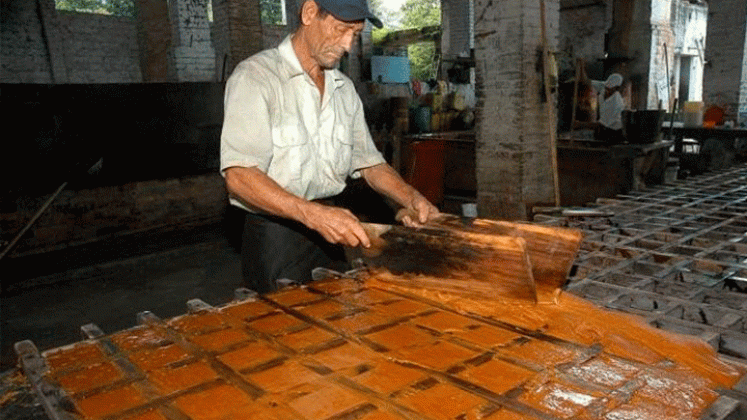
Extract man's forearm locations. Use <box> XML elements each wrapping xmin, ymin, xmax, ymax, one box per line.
<box><xmin>223</xmin><ymin>166</ymin><xmax>371</xmax><ymax>247</ymax></box>
<box><xmin>360</xmin><ymin>163</ymin><xmax>421</xmax><ymax>207</ymax></box>
<box><xmin>224</xmin><ymin>166</ymin><xmax>311</xmax><ymax>222</ymax></box>
<box><xmin>360</xmin><ymin>163</ymin><xmax>439</xmax><ymax>225</ymax></box>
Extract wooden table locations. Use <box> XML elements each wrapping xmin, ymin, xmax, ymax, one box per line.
<box><xmin>556</xmin><ymin>139</ymin><xmax>672</xmax><ymax>206</ymax></box>
<box><xmin>667</xmin><ymin>126</ymin><xmax>747</xmax><ymax>155</ymax></box>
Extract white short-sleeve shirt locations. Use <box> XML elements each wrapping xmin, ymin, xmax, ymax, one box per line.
<box><xmin>220</xmin><ymin>35</ymin><xmax>385</xmax><ymax>213</ymax></box>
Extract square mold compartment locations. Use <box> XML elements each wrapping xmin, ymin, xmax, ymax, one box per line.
<box><xmin>664</xmin><ymin>304</ymin><xmax>734</xmax><ymax>327</ymax></box>
<box><xmin>566</xmin><ymin>281</ymin><xmax>622</xmax><ymax>302</ymax></box>
<box><xmin>622</xmin><ymin>238</ymin><xmax>667</xmax><ymax>252</ymax></box>
<box><xmin>714</xmin><ymin>224</ymin><xmax>747</xmax><ymax>237</ymax></box>
<box><xmin>639</xmin><ymin>252</ymin><xmax>688</xmax><ymax>266</ymax></box>
<box><xmin>700</xmin><ymin>229</ymin><xmax>741</xmax><ymax>242</ymax></box>
<box><xmin>617</xmin><ymin>260</ymin><xmax>670</xmax><ymax>278</ymax></box>
<box><xmin>639</xmin><ymin>279</ymin><xmax>698</xmax><ymax>300</ymax></box>
<box><xmin>720</xmin><ymin>241</ymin><xmax>747</xmax><ymax>255</ymax></box>
<box><xmin>592</xmin><ymin>272</ymin><xmax>648</xmax><ymax>288</ymax></box>
<box><xmin>662</xmin><ymin>244</ymin><xmax>705</xmax><ymax>257</ymax></box>
<box><xmin>722</xmin><ymin>270</ymin><xmax>747</xmax><ymax>294</ymax></box>
<box><xmin>571</xmin><ymin>257</ymin><xmax>623</xmax><ymax>280</ymax></box>
<box><xmin>650</xmin><ymin>319</ymin><xmax>709</xmax><ymax>338</ymax></box>
<box><xmin>700</xmin><ymin>250</ymin><xmax>747</xmax><ymax>265</ymax></box>
<box><xmin>690</xmin><ymin>289</ymin><xmax>747</xmax><ymax>311</ymax></box>
<box><xmin>662</xmin><ymin>263</ymin><xmax>728</xmax><ymax>288</ymax></box>
<box><xmin>658</xmin><ymin>225</ymin><xmax>699</xmax><ymax>236</ymax></box>
<box><xmin>609</xmin><ymin>293</ymin><xmax>673</xmax><ymax>313</ymax></box>
<box><xmin>642</xmin><ymin>216</ymin><xmax>681</xmax><ymax>227</ymax></box>
<box><xmin>686</xmin><ymin>259</ymin><xmax>732</xmax><ymax>278</ymax></box>
<box><xmin>681</xmin><ymin>236</ymin><xmax>721</xmax><ymax>249</ymax></box>
<box><xmin>719</xmin><ymin>332</ymin><xmax>747</xmax><ymax>359</ymax></box>
<box><xmin>642</xmin><ymin>231</ymin><xmax>683</xmax><ymax>244</ymax></box>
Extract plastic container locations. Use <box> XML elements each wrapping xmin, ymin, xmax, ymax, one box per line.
<box><xmin>409</xmin><ymin>106</ymin><xmax>431</xmax><ymax>133</ymax></box>
<box><xmin>682</xmin><ymin>101</ymin><xmax>704</xmax><ymax>127</ymax></box>
<box><xmin>664</xmin><ymin>158</ymin><xmax>680</xmax><ymax>184</ymax></box>
<box><xmin>622</xmin><ymin>110</ymin><xmax>664</xmax><ymax>143</ymax></box>
<box><xmin>405</xmin><ymin>140</ymin><xmax>446</xmax><ymax>205</ymax></box>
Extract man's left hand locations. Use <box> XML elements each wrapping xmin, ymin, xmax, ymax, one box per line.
<box><xmin>396</xmin><ymin>194</ymin><xmax>440</xmax><ymax>227</ymax></box>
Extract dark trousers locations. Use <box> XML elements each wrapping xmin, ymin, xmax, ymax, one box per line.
<box><xmin>240</xmin><ymin>212</ymin><xmax>349</xmax><ymax>294</ymax></box>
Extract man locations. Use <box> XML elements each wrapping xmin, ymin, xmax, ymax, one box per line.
<box><xmin>220</xmin><ymin>0</ymin><xmax>439</xmax><ymax>294</ymax></box>
<box><xmin>592</xmin><ymin>73</ymin><xmax>627</xmax><ymax>143</ymax></box>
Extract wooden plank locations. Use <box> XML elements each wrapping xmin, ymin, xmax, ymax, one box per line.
<box><xmin>353</xmin><ymin>223</ymin><xmax>537</xmax><ymax>302</ymax></box>
<box><xmin>430</xmin><ymin>215</ymin><xmax>584</xmax><ymax>294</ymax></box>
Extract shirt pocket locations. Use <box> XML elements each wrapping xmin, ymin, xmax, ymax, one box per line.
<box><xmin>333</xmin><ymin>127</ymin><xmax>354</xmax><ymax>178</ymax></box>
<box><xmin>272</xmin><ymin>122</ymin><xmax>312</xmax><ymax>186</ymax></box>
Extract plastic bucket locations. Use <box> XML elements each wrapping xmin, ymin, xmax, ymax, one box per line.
<box><xmin>405</xmin><ymin>140</ymin><xmax>446</xmax><ymax>204</ymax></box>
<box><xmin>409</xmin><ymin>106</ymin><xmax>431</xmax><ymax>133</ymax></box>
<box><xmin>683</xmin><ymin>101</ymin><xmax>704</xmax><ymax>127</ymax></box>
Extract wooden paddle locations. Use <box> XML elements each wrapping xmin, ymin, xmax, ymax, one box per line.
<box><xmin>348</xmin><ymin>213</ymin><xmax>583</xmax><ymax>303</ymax></box>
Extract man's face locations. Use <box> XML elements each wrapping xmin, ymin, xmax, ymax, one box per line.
<box><xmin>307</xmin><ymin>11</ymin><xmax>364</xmax><ymax>69</ymax></box>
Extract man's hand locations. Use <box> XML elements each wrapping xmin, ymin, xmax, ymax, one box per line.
<box><xmin>299</xmin><ymin>202</ymin><xmax>371</xmax><ymax>248</ymax></box>
<box><xmin>396</xmin><ymin>194</ymin><xmax>440</xmax><ymax>227</ymax></box>
<box><xmin>359</xmin><ymin>163</ymin><xmax>440</xmax><ymax>228</ymax></box>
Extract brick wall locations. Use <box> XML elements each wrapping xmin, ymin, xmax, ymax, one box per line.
<box><xmin>1</xmin><ymin>175</ymin><xmax>228</xmax><ymax>258</ymax></box>
<box><xmin>213</xmin><ymin>0</ymin><xmax>264</xmax><ymax>78</ymax></box>
<box><xmin>558</xmin><ymin>1</ymin><xmax>608</xmax><ymax>79</ymax></box>
<box><xmin>0</xmin><ymin>82</ymin><xmax>226</xmax><ymax>257</ymax></box>
<box><xmin>57</xmin><ymin>12</ymin><xmax>142</xmax><ymax>83</ymax></box>
<box><xmin>1</xmin><ymin>0</ymin><xmax>270</xmax><ymax>84</ymax></box>
<box><xmin>1</xmin><ymin>0</ymin><xmax>52</xmax><ymax>83</ymax></box>
<box><xmin>0</xmin><ymin>0</ymin><xmax>141</xmax><ymax>83</ymax></box>
<box><xmin>741</xmin><ymin>34</ymin><xmax>747</xmax><ymax>123</ymax></box>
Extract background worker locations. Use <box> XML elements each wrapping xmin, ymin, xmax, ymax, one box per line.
<box><xmin>220</xmin><ymin>0</ymin><xmax>439</xmax><ymax>294</ymax></box>
<box><xmin>592</xmin><ymin>73</ymin><xmax>627</xmax><ymax>143</ymax></box>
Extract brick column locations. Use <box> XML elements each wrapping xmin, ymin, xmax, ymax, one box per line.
<box><xmin>607</xmin><ymin>0</ymin><xmax>654</xmax><ymax>110</ymax></box>
<box><xmin>703</xmin><ymin>0</ymin><xmax>747</xmax><ymax>123</ymax></box>
<box><xmin>214</xmin><ymin>0</ymin><xmax>263</xmax><ymax>78</ymax></box>
<box><xmin>473</xmin><ymin>0</ymin><xmax>559</xmax><ymax>220</ymax></box>
<box><xmin>37</xmin><ymin>0</ymin><xmax>69</xmax><ymax>83</ymax></box>
<box><xmin>135</xmin><ymin>0</ymin><xmax>173</xmax><ymax>82</ymax></box>
<box><xmin>169</xmin><ymin>0</ymin><xmax>217</xmax><ymax>82</ymax></box>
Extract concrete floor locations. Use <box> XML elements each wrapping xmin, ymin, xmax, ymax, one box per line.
<box><xmin>1</xmin><ymin>223</ymin><xmax>243</xmax><ymax>371</ymax></box>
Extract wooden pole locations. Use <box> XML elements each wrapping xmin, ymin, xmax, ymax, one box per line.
<box><xmin>540</xmin><ymin>0</ymin><xmax>561</xmax><ymax>206</ymax></box>
<box><xmin>569</xmin><ymin>58</ymin><xmax>581</xmax><ymax>145</ymax></box>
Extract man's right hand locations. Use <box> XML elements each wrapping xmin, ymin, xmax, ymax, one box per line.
<box><xmin>299</xmin><ymin>202</ymin><xmax>372</xmax><ymax>248</ymax></box>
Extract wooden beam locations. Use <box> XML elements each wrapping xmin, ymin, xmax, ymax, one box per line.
<box><xmin>374</xmin><ymin>25</ymin><xmax>441</xmax><ymax>49</ymax></box>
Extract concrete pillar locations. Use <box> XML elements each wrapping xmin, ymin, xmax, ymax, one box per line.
<box><xmin>215</xmin><ymin>0</ymin><xmax>264</xmax><ymax>77</ymax></box>
<box><xmin>473</xmin><ymin>0</ymin><xmax>559</xmax><ymax>221</ymax></box>
<box><xmin>37</xmin><ymin>0</ymin><xmax>69</xmax><ymax>83</ymax></box>
<box><xmin>608</xmin><ymin>0</ymin><xmax>655</xmax><ymax>110</ymax></box>
<box><xmin>169</xmin><ymin>0</ymin><xmax>217</xmax><ymax>82</ymax></box>
<box><xmin>703</xmin><ymin>0</ymin><xmax>747</xmax><ymax>123</ymax></box>
<box><xmin>135</xmin><ymin>0</ymin><xmax>173</xmax><ymax>82</ymax></box>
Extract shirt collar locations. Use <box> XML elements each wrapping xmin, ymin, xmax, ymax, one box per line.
<box><xmin>278</xmin><ymin>35</ymin><xmax>347</xmax><ymax>90</ymax></box>
<box><xmin>278</xmin><ymin>35</ymin><xmax>305</xmax><ymax>79</ymax></box>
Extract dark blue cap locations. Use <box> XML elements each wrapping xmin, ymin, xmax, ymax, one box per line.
<box><xmin>315</xmin><ymin>0</ymin><xmax>383</xmax><ymax>28</ymax></box>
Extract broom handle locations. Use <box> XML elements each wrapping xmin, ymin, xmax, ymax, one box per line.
<box><xmin>0</xmin><ymin>181</ymin><xmax>68</xmax><ymax>261</ymax></box>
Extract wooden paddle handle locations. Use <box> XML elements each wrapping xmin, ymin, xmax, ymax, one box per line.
<box><xmin>395</xmin><ymin>208</ymin><xmax>455</xmax><ymax>226</ymax></box>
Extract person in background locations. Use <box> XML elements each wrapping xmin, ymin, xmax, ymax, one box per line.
<box><xmin>220</xmin><ymin>0</ymin><xmax>439</xmax><ymax>294</ymax></box>
<box><xmin>592</xmin><ymin>73</ymin><xmax>627</xmax><ymax>143</ymax></box>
